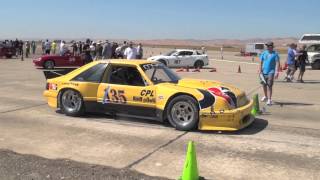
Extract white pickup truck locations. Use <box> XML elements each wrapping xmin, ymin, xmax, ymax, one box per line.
<box><xmin>299</xmin><ymin>34</ymin><xmax>320</xmax><ymax>69</ymax></box>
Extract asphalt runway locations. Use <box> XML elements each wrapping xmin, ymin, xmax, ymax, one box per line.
<box><xmin>0</xmin><ymin>52</ymin><xmax>319</xmax><ymax>179</ymax></box>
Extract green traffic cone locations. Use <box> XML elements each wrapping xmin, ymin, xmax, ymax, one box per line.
<box><xmin>179</xmin><ymin>141</ymin><xmax>199</xmax><ymax>180</ymax></box>
<box><xmin>251</xmin><ymin>94</ymin><xmax>260</xmax><ymax>116</ymax></box>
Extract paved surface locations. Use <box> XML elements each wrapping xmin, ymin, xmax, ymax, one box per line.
<box><xmin>0</xmin><ymin>50</ymin><xmax>319</xmax><ymax>179</ymax></box>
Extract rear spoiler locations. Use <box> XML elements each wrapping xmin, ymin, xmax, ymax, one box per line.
<box><xmin>41</xmin><ymin>68</ymin><xmax>77</xmax><ymax>79</ymax></box>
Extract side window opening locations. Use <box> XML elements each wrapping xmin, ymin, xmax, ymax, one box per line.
<box><xmin>107</xmin><ymin>65</ymin><xmax>145</xmax><ymax>86</ymax></box>
<box><xmin>72</xmin><ymin>63</ymin><xmax>108</xmax><ymax>83</ymax></box>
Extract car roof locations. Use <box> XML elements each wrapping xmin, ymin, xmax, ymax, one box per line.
<box><xmin>95</xmin><ymin>59</ymin><xmax>156</xmax><ymax>65</ymax></box>
<box><xmin>175</xmin><ymin>49</ymin><xmax>195</xmax><ymax>52</ymax></box>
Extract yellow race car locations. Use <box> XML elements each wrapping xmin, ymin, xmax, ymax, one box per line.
<box><xmin>44</xmin><ymin>60</ymin><xmax>254</xmax><ymax>131</ymax></box>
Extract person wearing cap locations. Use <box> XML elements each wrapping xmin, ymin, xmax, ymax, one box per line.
<box><xmin>102</xmin><ymin>40</ymin><xmax>112</xmax><ymax>59</ymax></box>
<box><xmin>259</xmin><ymin>42</ymin><xmax>280</xmax><ymax>106</ymax></box>
<box><xmin>285</xmin><ymin>43</ymin><xmax>300</xmax><ymax>82</ymax></box>
<box><xmin>123</xmin><ymin>42</ymin><xmax>137</xmax><ymax>59</ymax></box>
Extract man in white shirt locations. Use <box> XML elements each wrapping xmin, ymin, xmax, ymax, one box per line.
<box><xmin>123</xmin><ymin>42</ymin><xmax>137</xmax><ymax>59</ymax></box>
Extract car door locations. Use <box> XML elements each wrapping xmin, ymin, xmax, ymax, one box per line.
<box><xmin>96</xmin><ymin>64</ymin><xmax>157</xmax><ymax>118</ymax></box>
<box><xmin>175</xmin><ymin>51</ymin><xmax>193</xmax><ymax>67</ymax></box>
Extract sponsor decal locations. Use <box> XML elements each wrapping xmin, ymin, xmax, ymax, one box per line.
<box><xmin>133</xmin><ymin>96</ymin><xmax>156</xmax><ymax>103</ymax></box>
<box><xmin>140</xmin><ymin>90</ymin><xmax>154</xmax><ymax>97</ymax></box>
<box><xmin>62</xmin><ymin>82</ymin><xmax>79</xmax><ymax>86</ymax></box>
<box><xmin>158</xmin><ymin>95</ymin><xmax>164</xmax><ymax>100</ymax></box>
<box><xmin>207</xmin><ymin>87</ymin><xmax>237</xmax><ymax>108</ymax></box>
<box><xmin>102</xmin><ymin>86</ymin><xmax>127</xmax><ymax>104</ymax></box>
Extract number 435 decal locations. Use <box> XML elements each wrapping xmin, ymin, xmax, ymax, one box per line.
<box><xmin>102</xmin><ymin>86</ymin><xmax>127</xmax><ymax>104</ymax></box>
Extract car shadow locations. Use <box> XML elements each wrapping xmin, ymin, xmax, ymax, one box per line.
<box><xmin>273</xmin><ymin>101</ymin><xmax>314</xmax><ymax>107</ymax></box>
<box><xmin>60</xmin><ymin>111</ymin><xmax>269</xmax><ymax>135</ymax></box>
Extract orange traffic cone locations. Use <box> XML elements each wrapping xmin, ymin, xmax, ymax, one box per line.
<box><xmin>192</xmin><ymin>67</ymin><xmax>200</xmax><ymax>72</ymax></box>
<box><xmin>209</xmin><ymin>67</ymin><xmax>217</xmax><ymax>72</ymax></box>
<box><xmin>237</xmin><ymin>65</ymin><xmax>242</xmax><ymax>73</ymax></box>
<box><xmin>176</xmin><ymin>67</ymin><xmax>184</xmax><ymax>72</ymax></box>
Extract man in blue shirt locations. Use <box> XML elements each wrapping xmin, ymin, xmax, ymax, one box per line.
<box><xmin>259</xmin><ymin>42</ymin><xmax>280</xmax><ymax>106</ymax></box>
<box><xmin>285</xmin><ymin>43</ymin><xmax>300</xmax><ymax>82</ymax></box>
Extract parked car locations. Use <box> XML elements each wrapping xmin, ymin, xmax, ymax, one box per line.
<box><xmin>147</xmin><ymin>49</ymin><xmax>209</xmax><ymax>68</ymax></box>
<box><xmin>33</xmin><ymin>51</ymin><xmax>85</xmax><ymax>69</ymax></box>
<box><xmin>0</xmin><ymin>43</ymin><xmax>16</xmax><ymax>58</ymax></box>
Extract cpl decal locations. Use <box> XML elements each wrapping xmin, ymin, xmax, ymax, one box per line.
<box><xmin>208</xmin><ymin>87</ymin><xmax>237</xmax><ymax>108</ymax></box>
<box><xmin>133</xmin><ymin>90</ymin><xmax>156</xmax><ymax>103</ymax></box>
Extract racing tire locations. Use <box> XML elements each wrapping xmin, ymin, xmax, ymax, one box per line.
<box><xmin>60</xmin><ymin>89</ymin><xmax>85</xmax><ymax>117</ymax></box>
<box><xmin>166</xmin><ymin>95</ymin><xmax>199</xmax><ymax>131</ymax></box>
<box><xmin>158</xmin><ymin>59</ymin><xmax>167</xmax><ymax>66</ymax></box>
<box><xmin>44</xmin><ymin>60</ymin><xmax>55</xmax><ymax>69</ymax></box>
<box><xmin>311</xmin><ymin>60</ymin><xmax>320</xmax><ymax>70</ymax></box>
<box><xmin>194</xmin><ymin>60</ymin><xmax>204</xmax><ymax>69</ymax></box>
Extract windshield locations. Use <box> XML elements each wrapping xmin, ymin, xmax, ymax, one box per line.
<box><xmin>140</xmin><ymin>63</ymin><xmax>181</xmax><ymax>84</ymax></box>
<box><xmin>165</xmin><ymin>50</ymin><xmax>177</xmax><ymax>56</ymax></box>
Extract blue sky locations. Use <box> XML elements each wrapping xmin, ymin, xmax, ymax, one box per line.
<box><xmin>0</xmin><ymin>0</ymin><xmax>319</xmax><ymax>39</ymax></box>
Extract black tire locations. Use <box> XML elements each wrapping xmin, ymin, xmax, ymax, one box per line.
<box><xmin>194</xmin><ymin>60</ymin><xmax>204</xmax><ymax>69</ymax></box>
<box><xmin>5</xmin><ymin>54</ymin><xmax>12</xmax><ymax>58</ymax></box>
<box><xmin>311</xmin><ymin>60</ymin><xmax>320</xmax><ymax>70</ymax></box>
<box><xmin>158</xmin><ymin>59</ymin><xmax>167</xmax><ymax>66</ymax></box>
<box><xmin>166</xmin><ymin>95</ymin><xmax>199</xmax><ymax>131</ymax></box>
<box><xmin>60</xmin><ymin>89</ymin><xmax>85</xmax><ymax>117</ymax></box>
<box><xmin>44</xmin><ymin>60</ymin><xmax>55</xmax><ymax>69</ymax></box>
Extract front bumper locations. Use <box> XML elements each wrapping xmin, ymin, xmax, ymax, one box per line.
<box><xmin>198</xmin><ymin>100</ymin><xmax>254</xmax><ymax>131</ymax></box>
<box><xmin>33</xmin><ymin>59</ymin><xmax>43</xmax><ymax>67</ymax></box>
<box><xmin>43</xmin><ymin>90</ymin><xmax>58</xmax><ymax>108</ymax></box>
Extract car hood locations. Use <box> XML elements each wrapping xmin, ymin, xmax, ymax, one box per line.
<box><xmin>147</xmin><ymin>55</ymin><xmax>167</xmax><ymax>60</ymax></box>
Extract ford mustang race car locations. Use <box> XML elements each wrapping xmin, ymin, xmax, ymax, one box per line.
<box><xmin>44</xmin><ymin>60</ymin><xmax>254</xmax><ymax>131</ymax></box>
<box><xmin>147</xmin><ymin>49</ymin><xmax>209</xmax><ymax>68</ymax></box>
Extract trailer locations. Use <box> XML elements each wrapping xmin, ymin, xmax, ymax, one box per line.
<box><xmin>244</xmin><ymin>43</ymin><xmax>265</xmax><ymax>56</ymax></box>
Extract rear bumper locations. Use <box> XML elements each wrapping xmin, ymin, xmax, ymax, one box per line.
<box><xmin>198</xmin><ymin>100</ymin><xmax>254</xmax><ymax>131</ymax></box>
<box><xmin>43</xmin><ymin>90</ymin><xmax>58</xmax><ymax>108</ymax></box>
<box><xmin>33</xmin><ymin>60</ymin><xmax>43</xmax><ymax>67</ymax></box>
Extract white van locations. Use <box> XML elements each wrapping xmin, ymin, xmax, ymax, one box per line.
<box><xmin>245</xmin><ymin>43</ymin><xmax>265</xmax><ymax>56</ymax></box>
<box><xmin>299</xmin><ymin>34</ymin><xmax>320</xmax><ymax>69</ymax></box>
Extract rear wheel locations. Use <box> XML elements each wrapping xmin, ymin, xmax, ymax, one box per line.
<box><xmin>311</xmin><ymin>60</ymin><xmax>320</xmax><ymax>70</ymax></box>
<box><xmin>5</xmin><ymin>54</ymin><xmax>12</xmax><ymax>58</ymax></box>
<box><xmin>60</xmin><ymin>89</ymin><xmax>85</xmax><ymax>116</ymax></box>
<box><xmin>194</xmin><ymin>60</ymin><xmax>204</xmax><ymax>69</ymax></box>
<box><xmin>166</xmin><ymin>95</ymin><xmax>199</xmax><ymax>131</ymax></box>
<box><xmin>44</xmin><ymin>60</ymin><xmax>55</xmax><ymax>69</ymax></box>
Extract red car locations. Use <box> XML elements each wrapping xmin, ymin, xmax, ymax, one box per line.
<box><xmin>0</xmin><ymin>44</ymin><xmax>16</xmax><ymax>58</ymax></box>
<box><xmin>33</xmin><ymin>52</ymin><xmax>85</xmax><ymax>69</ymax></box>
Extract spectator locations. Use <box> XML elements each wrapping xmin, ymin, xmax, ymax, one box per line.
<box><xmin>14</xmin><ymin>39</ymin><xmax>19</xmax><ymax>56</ymax></box>
<box><xmin>44</xmin><ymin>39</ymin><xmax>51</xmax><ymax>54</ymax></box>
<box><xmin>83</xmin><ymin>39</ymin><xmax>92</xmax><ymax>64</ymax></box>
<box><xmin>96</xmin><ymin>41</ymin><xmax>103</xmax><ymax>60</ymax></box>
<box><xmin>285</xmin><ymin>43</ymin><xmax>300</xmax><ymax>82</ymax></box>
<box><xmin>72</xmin><ymin>42</ymin><xmax>78</xmax><ymax>56</ymax></box>
<box><xmin>124</xmin><ymin>42</ymin><xmax>137</xmax><ymax>59</ymax></box>
<box><xmin>77</xmin><ymin>41</ymin><xmax>82</xmax><ymax>54</ymax></box>
<box><xmin>297</xmin><ymin>45</ymin><xmax>308</xmax><ymax>83</ymax></box>
<box><xmin>201</xmin><ymin>46</ymin><xmax>206</xmax><ymax>54</ymax></box>
<box><xmin>31</xmin><ymin>41</ymin><xmax>36</xmax><ymax>54</ymax></box>
<box><xmin>111</xmin><ymin>42</ymin><xmax>118</xmax><ymax>58</ymax></box>
<box><xmin>220</xmin><ymin>46</ymin><xmax>224</xmax><ymax>60</ymax></box>
<box><xmin>102</xmin><ymin>40</ymin><xmax>112</xmax><ymax>59</ymax></box>
<box><xmin>259</xmin><ymin>42</ymin><xmax>280</xmax><ymax>106</ymax></box>
<box><xmin>59</xmin><ymin>41</ymin><xmax>68</xmax><ymax>56</ymax></box>
<box><xmin>41</xmin><ymin>40</ymin><xmax>45</xmax><ymax>54</ymax></box>
<box><xmin>119</xmin><ymin>41</ymin><xmax>128</xmax><ymax>58</ymax></box>
<box><xmin>136</xmin><ymin>43</ymin><xmax>143</xmax><ymax>59</ymax></box>
<box><xmin>90</xmin><ymin>42</ymin><xmax>96</xmax><ymax>60</ymax></box>
<box><xmin>19</xmin><ymin>40</ymin><xmax>24</xmax><ymax>61</ymax></box>
<box><xmin>51</xmin><ymin>41</ymin><xmax>57</xmax><ymax>54</ymax></box>
<box><xmin>25</xmin><ymin>41</ymin><xmax>30</xmax><ymax>58</ymax></box>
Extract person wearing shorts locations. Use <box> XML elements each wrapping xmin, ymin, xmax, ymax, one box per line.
<box><xmin>259</xmin><ymin>42</ymin><xmax>280</xmax><ymax>106</ymax></box>
<box><xmin>297</xmin><ymin>45</ymin><xmax>308</xmax><ymax>83</ymax></box>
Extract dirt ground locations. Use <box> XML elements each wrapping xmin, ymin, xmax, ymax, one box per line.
<box><xmin>0</xmin><ymin>48</ymin><xmax>319</xmax><ymax>179</ymax></box>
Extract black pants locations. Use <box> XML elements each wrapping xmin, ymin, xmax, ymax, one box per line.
<box><xmin>45</xmin><ymin>49</ymin><xmax>50</xmax><ymax>54</ymax></box>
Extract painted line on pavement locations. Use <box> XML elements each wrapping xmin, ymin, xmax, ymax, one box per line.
<box><xmin>125</xmin><ymin>131</ymin><xmax>188</xmax><ymax>169</ymax></box>
<box><xmin>0</xmin><ymin>103</ymin><xmax>47</xmax><ymax>114</ymax></box>
<box><xmin>212</xmin><ymin>59</ymin><xmax>260</xmax><ymax>65</ymax></box>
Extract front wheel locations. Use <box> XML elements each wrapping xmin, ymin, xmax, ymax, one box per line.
<box><xmin>311</xmin><ymin>60</ymin><xmax>320</xmax><ymax>70</ymax></box>
<box><xmin>166</xmin><ymin>95</ymin><xmax>199</xmax><ymax>131</ymax></box>
<box><xmin>194</xmin><ymin>60</ymin><xmax>204</xmax><ymax>69</ymax></box>
<box><xmin>60</xmin><ymin>89</ymin><xmax>85</xmax><ymax>116</ymax></box>
<box><xmin>44</xmin><ymin>60</ymin><xmax>55</xmax><ymax>69</ymax></box>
